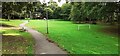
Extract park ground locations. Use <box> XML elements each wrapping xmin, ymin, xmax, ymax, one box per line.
<box><xmin>1</xmin><ymin>19</ymin><xmax>119</xmax><ymax>54</ymax></box>
<box><xmin>0</xmin><ymin>20</ymin><xmax>35</xmax><ymax>54</ymax></box>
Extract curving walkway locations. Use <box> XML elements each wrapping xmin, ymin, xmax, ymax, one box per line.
<box><xmin>19</xmin><ymin>21</ymin><xmax>67</xmax><ymax>54</ymax></box>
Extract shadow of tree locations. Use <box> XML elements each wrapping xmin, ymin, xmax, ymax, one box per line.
<box><xmin>100</xmin><ymin>25</ymin><xmax>119</xmax><ymax>37</ymax></box>
<box><xmin>0</xmin><ymin>23</ymin><xmax>14</xmax><ymax>27</ymax></box>
<box><xmin>2</xmin><ymin>35</ymin><xmax>30</xmax><ymax>54</ymax></box>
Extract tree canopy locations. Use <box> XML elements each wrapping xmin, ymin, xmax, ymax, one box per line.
<box><xmin>2</xmin><ymin>2</ymin><xmax>119</xmax><ymax>24</ymax></box>
<box><xmin>69</xmin><ymin>2</ymin><xmax>119</xmax><ymax>24</ymax></box>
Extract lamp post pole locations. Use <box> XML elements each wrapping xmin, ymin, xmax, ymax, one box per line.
<box><xmin>28</xmin><ymin>11</ymin><xmax>31</xmax><ymax>22</ymax></box>
<box><xmin>46</xmin><ymin>10</ymin><xmax>49</xmax><ymax>34</ymax></box>
<box><xmin>44</xmin><ymin>2</ymin><xmax>49</xmax><ymax>34</ymax></box>
<box><xmin>43</xmin><ymin>0</ymin><xmax>49</xmax><ymax>34</ymax></box>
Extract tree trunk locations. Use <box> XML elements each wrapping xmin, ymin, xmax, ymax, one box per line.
<box><xmin>7</xmin><ymin>15</ymin><xmax>10</xmax><ymax>21</ymax></box>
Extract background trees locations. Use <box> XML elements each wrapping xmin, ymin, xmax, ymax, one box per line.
<box><xmin>60</xmin><ymin>3</ymin><xmax>72</xmax><ymax>20</ymax></box>
<box><xmin>2</xmin><ymin>2</ymin><xmax>119</xmax><ymax>24</ymax></box>
<box><xmin>69</xmin><ymin>2</ymin><xmax>119</xmax><ymax>24</ymax></box>
<box><xmin>2</xmin><ymin>2</ymin><xmax>43</xmax><ymax>19</ymax></box>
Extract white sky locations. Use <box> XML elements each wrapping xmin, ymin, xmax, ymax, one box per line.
<box><xmin>39</xmin><ymin>0</ymin><xmax>66</xmax><ymax>7</ymax></box>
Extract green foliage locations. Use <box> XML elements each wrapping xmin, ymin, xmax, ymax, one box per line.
<box><xmin>44</xmin><ymin>7</ymin><xmax>54</xmax><ymax>18</ymax></box>
<box><xmin>2</xmin><ymin>2</ymin><xmax>42</xmax><ymax>19</ymax></box>
<box><xmin>2</xmin><ymin>2</ymin><xmax>119</xmax><ymax>24</ymax></box>
<box><xmin>60</xmin><ymin>3</ymin><xmax>72</xmax><ymax>20</ymax></box>
<box><xmin>69</xmin><ymin>2</ymin><xmax>119</xmax><ymax>24</ymax></box>
<box><xmin>47</xmin><ymin>2</ymin><xmax>61</xmax><ymax>19</ymax></box>
<box><xmin>69</xmin><ymin>3</ymin><xmax>82</xmax><ymax>21</ymax></box>
<box><xmin>53</xmin><ymin>7</ymin><xmax>62</xmax><ymax>19</ymax></box>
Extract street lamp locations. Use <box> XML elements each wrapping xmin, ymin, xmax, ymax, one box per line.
<box><xmin>28</xmin><ymin>11</ymin><xmax>31</xmax><ymax>22</ymax></box>
<box><xmin>46</xmin><ymin>9</ymin><xmax>49</xmax><ymax>34</ymax></box>
<box><xmin>43</xmin><ymin>1</ymin><xmax>49</xmax><ymax>34</ymax></box>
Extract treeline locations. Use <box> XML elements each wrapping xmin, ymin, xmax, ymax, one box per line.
<box><xmin>2</xmin><ymin>2</ymin><xmax>119</xmax><ymax>24</ymax></box>
<box><xmin>69</xmin><ymin>2</ymin><xmax>119</xmax><ymax>24</ymax></box>
<box><xmin>2</xmin><ymin>2</ymin><xmax>71</xmax><ymax>20</ymax></box>
<box><xmin>2</xmin><ymin>2</ymin><xmax>42</xmax><ymax>19</ymax></box>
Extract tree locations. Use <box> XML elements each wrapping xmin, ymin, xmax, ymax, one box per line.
<box><xmin>44</xmin><ymin>7</ymin><xmax>54</xmax><ymax>19</ymax></box>
<box><xmin>69</xmin><ymin>2</ymin><xmax>82</xmax><ymax>23</ymax></box>
<box><xmin>2</xmin><ymin>2</ymin><xmax>14</xmax><ymax>20</ymax></box>
<box><xmin>47</xmin><ymin>2</ymin><xmax>58</xmax><ymax>19</ymax></box>
<box><xmin>53</xmin><ymin>7</ymin><xmax>62</xmax><ymax>19</ymax></box>
<box><xmin>2</xmin><ymin>2</ymin><xmax>42</xmax><ymax>19</ymax></box>
<box><xmin>69</xmin><ymin>2</ymin><xmax>119</xmax><ymax>24</ymax></box>
<box><xmin>61</xmin><ymin>3</ymin><xmax>72</xmax><ymax>20</ymax></box>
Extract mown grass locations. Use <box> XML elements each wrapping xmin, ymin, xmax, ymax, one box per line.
<box><xmin>27</xmin><ymin>20</ymin><xmax>118</xmax><ymax>54</ymax></box>
<box><xmin>1</xmin><ymin>20</ymin><xmax>35</xmax><ymax>54</ymax></box>
<box><xmin>0</xmin><ymin>20</ymin><xmax>23</xmax><ymax>27</ymax></box>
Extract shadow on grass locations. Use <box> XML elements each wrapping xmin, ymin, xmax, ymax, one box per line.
<box><xmin>2</xmin><ymin>35</ymin><xmax>32</xmax><ymax>54</ymax></box>
<box><xmin>0</xmin><ymin>23</ymin><xmax>14</xmax><ymax>27</ymax></box>
<box><xmin>100</xmin><ymin>25</ymin><xmax>119</xmax><ymax>37</ymax></box>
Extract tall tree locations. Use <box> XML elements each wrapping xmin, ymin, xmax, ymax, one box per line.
<box><xmin>61</xmin><ymin>3</ymin><xmax>72</xmax><ymax>20</ymax></box>
<box><xmin>69</xmin><ymin>2</ymin><xmax>119</xmax><ymax>24</ymax></box>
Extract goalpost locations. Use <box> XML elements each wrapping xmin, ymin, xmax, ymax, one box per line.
<box><xmin>77</xmin><ymin>24</ymin><xmax>91</xmax><ymax>31</ymax></box>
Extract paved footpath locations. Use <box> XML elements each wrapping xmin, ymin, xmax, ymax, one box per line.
<box><xmin>20</xmin><ymin>21</ymin><xmax>67</xmax><ymax>54</ymax></box>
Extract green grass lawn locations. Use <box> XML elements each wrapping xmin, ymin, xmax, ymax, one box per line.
<box><xmin>1</xmin><ymin>20</ymin><xmax>35</xmax><ymax>54</ymax></box>
<box><xmin>27</xmin><ymin>20</ymin><xmax>118</xmax><ymax>54</ymax></box>
<box><xmin>0</xmin><ymin>20</ymin><xmax>23</xmax><ymax>27</ymax></box>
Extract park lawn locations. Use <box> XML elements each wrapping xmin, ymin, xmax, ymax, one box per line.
<box><xmin>0</xmin><ymin>19</ymin><xmax>23</xmax><ymax>27</ymax></box>
<box><xmin>27</xmin><ymin>20</ymin><xmax>118</xmax><ymax>54</ymax></box>
<box><xmin>1</xmin><ymin>20</ymin><xmax>35</xmax><ymax>54</ymax></box>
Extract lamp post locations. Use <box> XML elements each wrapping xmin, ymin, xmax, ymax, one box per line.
<box><xmin>46</xmin><ymin>9</ymin><xmax>49</xmax><ymax>34</ymax></box>
<box><xmin>43</xmin><ymin>1</ymin><xmax>49</xmax><ymax>34</ymax></box>
<box><xmin>28</xmin><ymin>11</ymin><xmax>31</xmax><ymax>22</ymax></box>
<box><xmin>43</xmin><ymin>10</ymin><xmax>49</xmax><ymax>34</ymax></box>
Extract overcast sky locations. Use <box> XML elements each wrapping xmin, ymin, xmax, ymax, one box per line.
<box><xmin>39</xmin><ymin>0</ymin><xmax>66</xmax><ymax>7</ymax></box>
